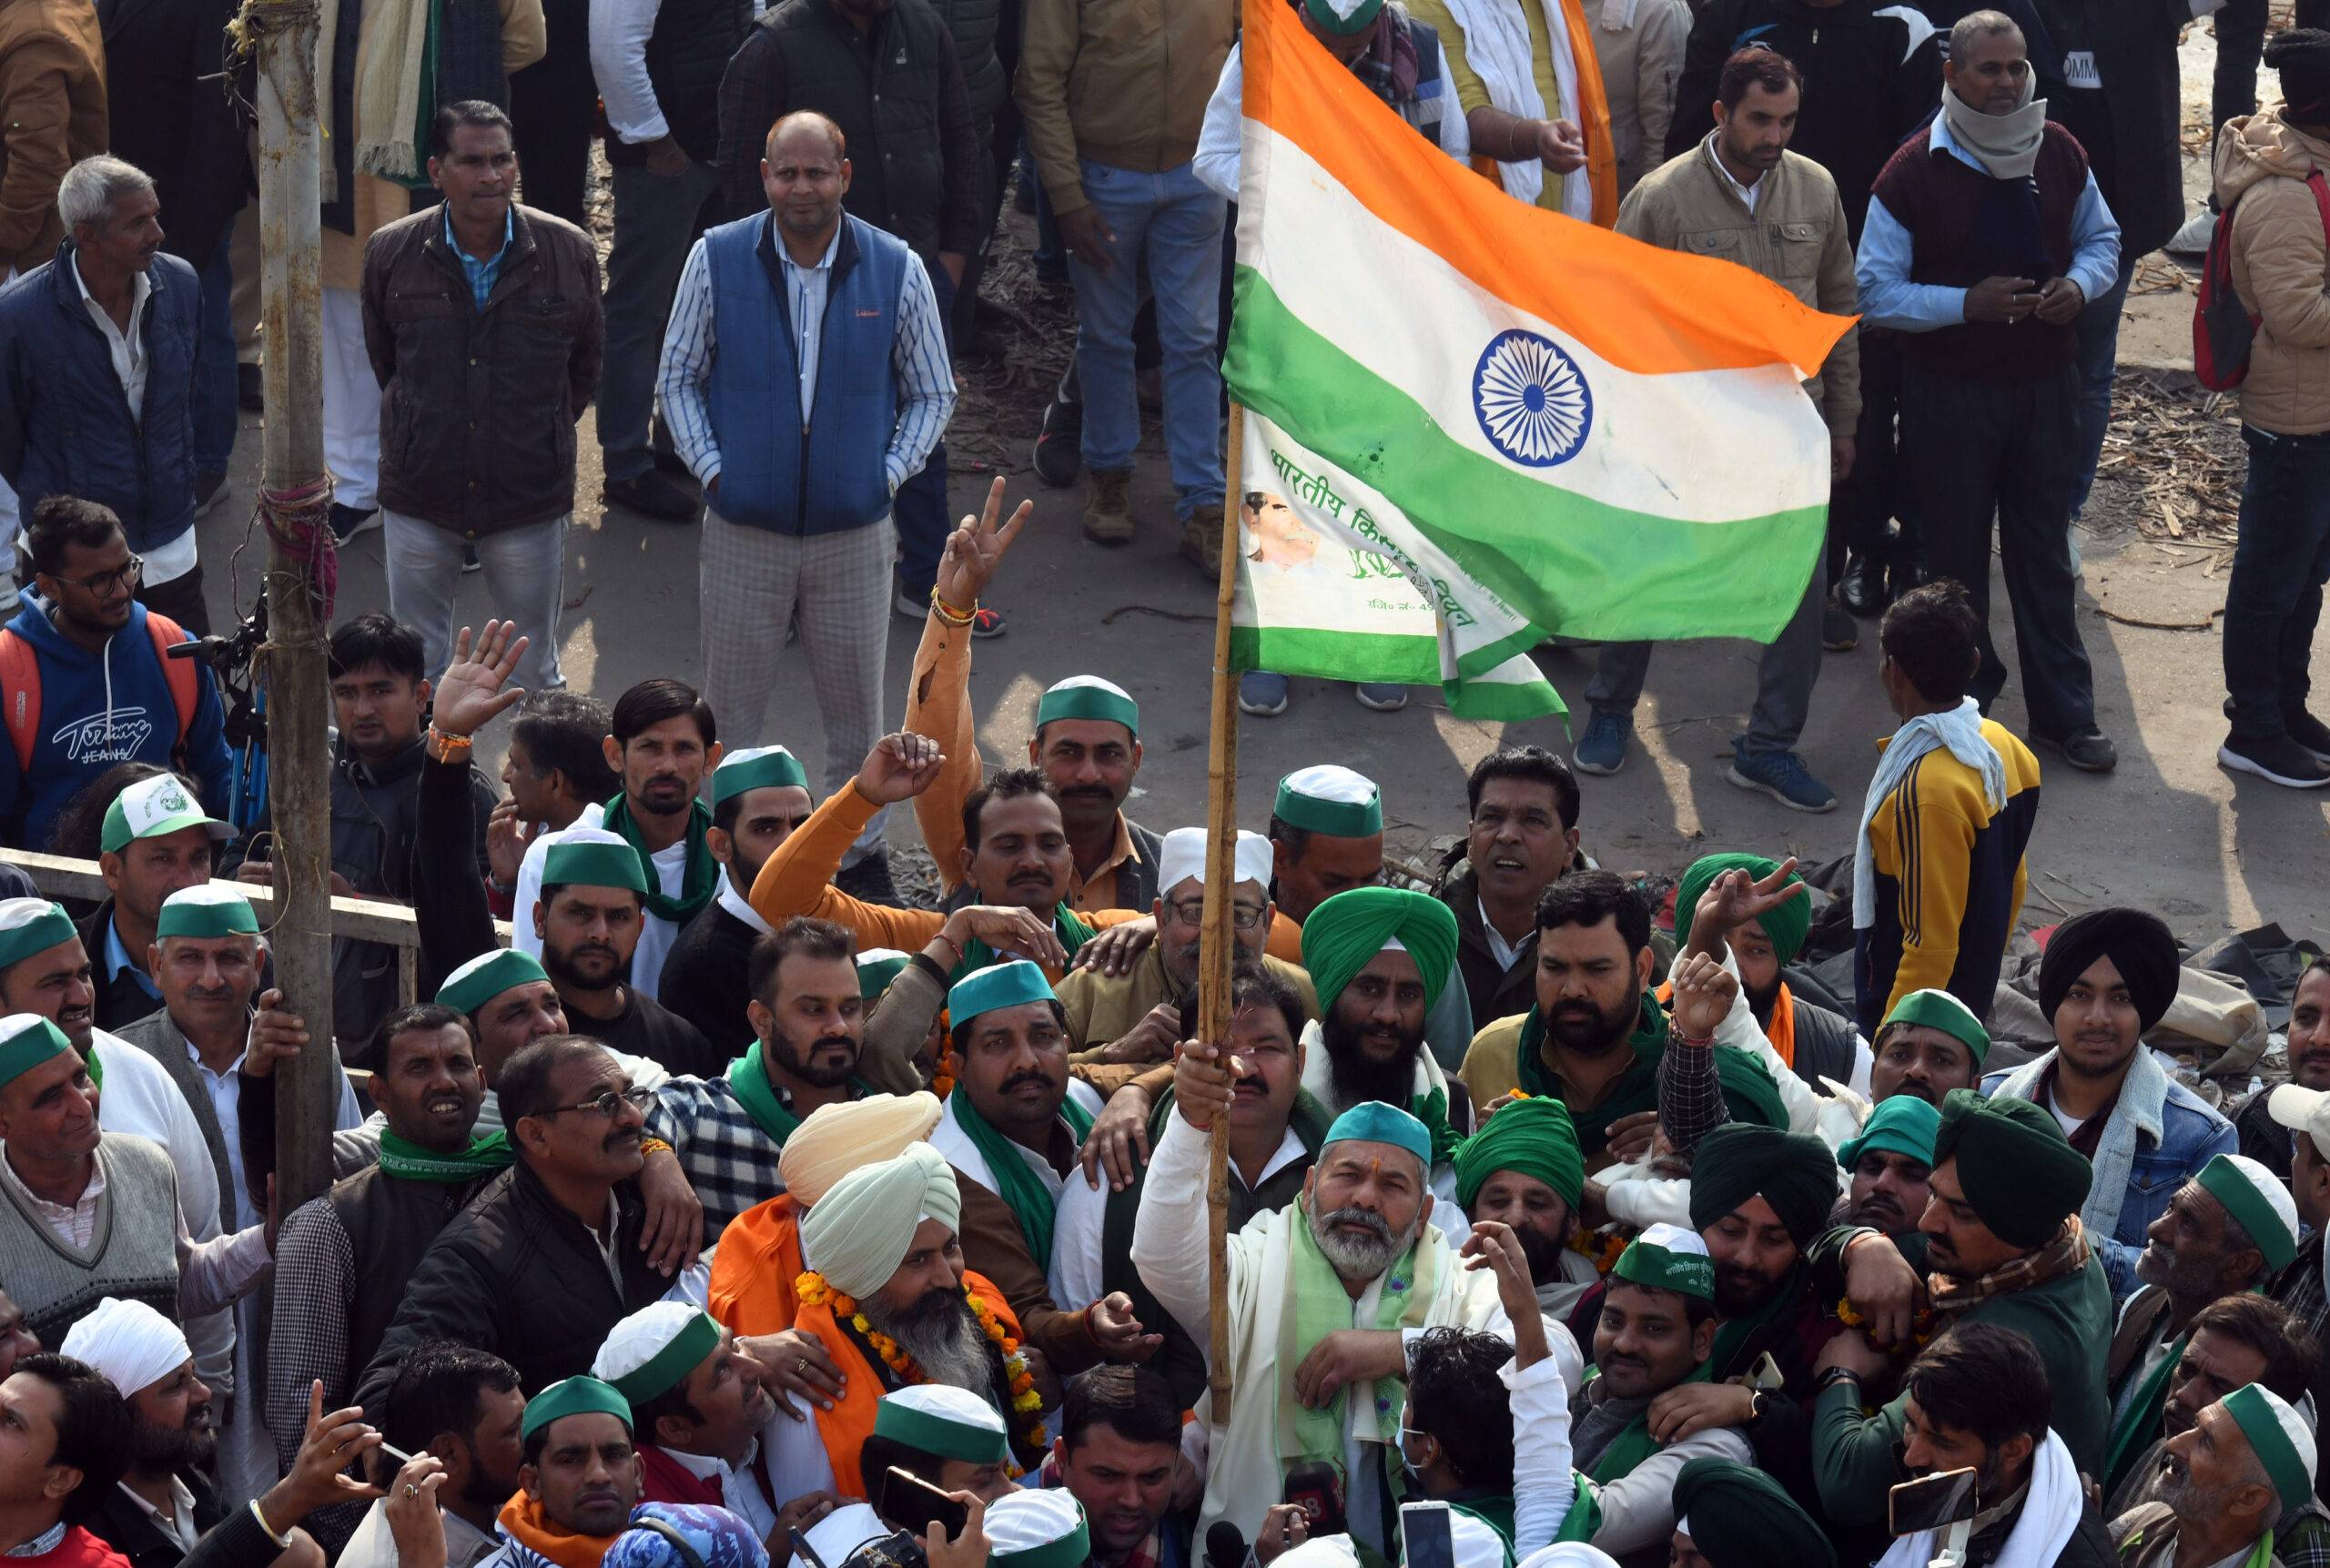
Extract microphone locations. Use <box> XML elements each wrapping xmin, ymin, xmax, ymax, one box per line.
<box><xmin>1207</xmin><ymin>1521</ymin><xmax>1249</xmax><ymax>1568</ymax></box>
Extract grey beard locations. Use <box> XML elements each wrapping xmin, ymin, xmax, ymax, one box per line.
<box><xmin>865</xmin><ymin>1295</ymin><xmax>995</xmax><ymax>1396</ymax></box>
<box><xmin>1310</xmin><ymin>1203</ymin><xmax>1419</xmax><ymax>1283</ymax></box>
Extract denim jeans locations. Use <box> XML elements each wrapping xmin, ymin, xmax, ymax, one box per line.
<box><xmin>193</xmin><ymin>227</ymin><xmax>238</xmax><ymax>478</ymax></box>
<box><xmin>601</xmin><ymin>157</ymin><xmax>722</xmax><ymax>482</ymax></box>
<box><xmin>1067</xmin><ymin>158</ymin><xmax>1225</xmax><ymax>518</ymax></box>
<box><xmin>2223</xmin><ymin>426</ymin><xmax>2330</xmax><ymax>742</ymax></box>
<box><xmin>384</xmin><ymin>511</ymin><xmax>569</xmax><ymax>693</ymax></box>
<box><xmin>2070</xmin><ymin>249</ymin><xmax>2137</xmax><ymax>520</ymax></box>
<box><xmin>892</xmin><ymin>263</ymin><xmax>955</xmax><ymax>599</ymax></box>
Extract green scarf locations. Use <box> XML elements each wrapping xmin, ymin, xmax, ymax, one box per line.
<box><xmin>1709</xmin><ymin>1261</ymin><xmax>1806</xmax><ymax>1379</ymax></box>
<box><xmin>1410</xmin><ymin>1084</ymin><xmax>1460</xmax><ymax>1168</ymax></box>
<box><xmin>1516</xmin><ymin>993</ymin><xmax>1667</xmax><ymax>1157</ymax></box>
<box><xmin>1581</xmin><ymin>1361</ymin><xmax>1711</xmax><ymax>1483</ymax></box>
<box><xmin>947</xmin><ymin>1088</ymin><xmax>1095</xmax><ymax>1266</ymax></box>
<box><xmin>2104</xmin><ymin>1330</ymin><xmax>2190</xmax><ymax>1497</ymax></box>
<box><xmin>600</xmin><ymin>794</ymin><xmax>719</xmax><ymax>925</ymax></box>
<box><xmin>378</xmin><ymin>1128</ymin><xmax>512</xmax><ymax>1183</ymax></box>
<box><xmin>955</xmin><ymin>904</ymin><xmax>1098</xmax><ymax>977</ymax></box>
<box><xmin>1554</xmin><ymin>1487</ymin><xmax>1601</xmax><ymax>1544</ymax></box>
<box><xmin>1279</xmin><ymin>1193</ymin><xmax>1439</xmax><ymax>1488</ymax></box>
<box><xmin>724</xmin><ymin>1043</ymin><xmax>868</xmax><ymax>1146</ymax></box>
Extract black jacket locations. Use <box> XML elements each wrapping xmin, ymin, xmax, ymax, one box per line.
<box><xmin>715</xmin><ymin>0</ymin><xmax>987</xmax><ymax>254</ymax></box>
<box><xmin>605</xmin><ymin>0</ymin><xmax>752</xmax><ymax>167</ymax></box>
<box><xmin>352</xmin><ymin>1160</ymin><xmax>669</xmax><ymax>1412</ymax></box>
<box><xmin>2025</xmin><ymin>0</ymin><xmax>2187</xmax><ymax>261</ymax></box>
<box><xmin>1666</xmin><ymin>0</ymin><xmax>1943</xmax><ymax>238</ymax></box>
<box><xmin>658</xmin><ymin>897</ymin><xmax>760</xmax><ymax>1053</ymax></box>
<box><xmin>74</xmin><ymin>897</ymin><xmax>166</xmax><ymax>1035</ymax></box>
<box><xmin>1438</xmin><ymin>863</ymin><xmax>1538</xmax><ymax>1035</ymax></box>
<box><xmin>88</xmin><ymin>1468</ymin><xmax>224</xmax><ymax>1568</ymax></box>
<box><xmin>93</xmin><ymin>0</ymin><xmax>250</xmax><ymax>270</ymax></box>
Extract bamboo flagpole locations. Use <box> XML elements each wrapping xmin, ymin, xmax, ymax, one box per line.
<box><xmin>1198</xmin><ymin>406</ymin><xmax>1245</xmax><ymax>1422</ymax></box>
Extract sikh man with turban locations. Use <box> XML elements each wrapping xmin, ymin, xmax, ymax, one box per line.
<box><xmin>763</xmin><ymin>1143</ymin><xmax>1047</xmax><ymax>1502</ymax></box>
<box><xmin>1985</xmin><ymin>908</ymin><xmax>2236</xmax><ymax>1297</ymax></box>
<box><xmin>1451</xmin><ymin>1094</ymin><xmax>1600</xmax><ymax>1318</ymax></box>
<box><xmin>1668</xmin><ymin>855</ymin><xmax>1866</xmax><ymax>1096</ymax></box>
<box><xmin>1132</xmin><ymin>1041</ymin><xmax>1579</xmax><ymax>1560</ymax></box>
<box><xmin>2099</xmin><ymin>1154</ymin><xmax>2300</xmax><ymax>1502</ymax></box>
<box><xmin>1668</xmin><ymin>1456</ymin><xmax>1834</xmax><ymax>1568</ymax></box>
<box><xmin>65</xmin><ymin>1297</ymin><xmax>223</xmax><ymax>1564</ymax></box>
<box><xmin>1809</xmin><ymin>1089</ymin><xmax>2113</xmax><ymax>1526</ymax></box>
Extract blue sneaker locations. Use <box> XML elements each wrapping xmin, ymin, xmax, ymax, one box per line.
<box><xmin>1572</xmin><ymin>710</ymin><xmax>1630</xmax><ymax>775</ymax></box>
<box><xmin>1726</xmin><ymin>746</ymin><xmax>1839</xmax><ymax>813</ymax></box>
<box><xmin>1354</xmin><ymin>683</ymin><xmax>1408</xmax><ymax>712</ymax></box>
<box><xmin>1239</xmin><ymin>671</ymin><xmax>1290</xmax><ymax>717</ymax></box>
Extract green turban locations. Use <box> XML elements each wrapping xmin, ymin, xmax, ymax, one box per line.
<box><xmin>1712</xmin><ymin>1046</ymin><xmax>1786</xmax><ymax>1131</ymax></box>
<box><xmin>1453</xmin><ymin>1095</ymin><xmax>1584</xmax><ymax>1211</ymax></box>
<box><xmin>1672</xmin><ymin>1458</ymin><xmax>1837</xmax><ymax>1568</ymax></box>
<box><xmin>1674</xmin><ymin>854</ymin><xmax>1810</xmax><ymax>968</ymax></box>
<box><xmin>1931</xmin><ymin>1088</ymin><xmax>2092</xmax><ymax>1249</ymax></box>
<box><xmin>1300</xmin><ymin>886</ymin><xmax>1457</xmax><ymax>1012</ymax></box>
<box><xmin>1837</xmin><ymin>1096</ymin><xmax>1941</xmax><ymax>1172</ymax></box>
<box><xmin>1687</xmin><ymin>1123</ymin><xmax>1838</xmax><ymax>1249</ymax></box>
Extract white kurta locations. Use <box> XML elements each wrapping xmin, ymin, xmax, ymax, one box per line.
<box><xmin>1131</xmin><ymin>1112</ymin><xmax>1582</xmax><ymax>1554</ymax></box>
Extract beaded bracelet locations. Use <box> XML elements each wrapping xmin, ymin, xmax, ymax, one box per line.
<box><xmin>930</xmin><ymin>588</ymin><xmax>978</xmax><ymax>627</ymax></box>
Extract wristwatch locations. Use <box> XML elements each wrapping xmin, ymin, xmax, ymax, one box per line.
<box><xmin>1746</xmin><ymin>1389</ymin><xmax>1770</xmax><ymax>1428</ymax></box>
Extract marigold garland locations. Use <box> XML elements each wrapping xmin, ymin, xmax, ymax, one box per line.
<box><xmin>796</xmin><ymin>1270</ymin><xmax>1045</xmax><ymax>1458</ymax></box>
<box><xmin>1833</xmin><ymin>1295</ymin><xmax>1938</xmax><ymax>1351</ymax></box>
<box><xmin>931</xmin><ymin>1039</ymin><xmax>957</xmax><ymax>1100</ymax></box>
<box><xmin>1569</xmin><ymin>1223</ymin><xmax>1629</xmax><ymax>1275</ymax></box>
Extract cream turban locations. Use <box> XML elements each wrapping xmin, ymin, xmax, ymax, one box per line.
<box><xmin>800</xmin><ymin>1142</ymin><xmax>960</xmax><ymax>1299</ymax></box>
<box><xmin>60</xmin><ymin>1298</ymin><xmax>190</xmax><ymax>1397</ymax></box>
<box><xmin>779</xmin><ymin>1091</ymin><xmax>944</xmax><ymax>1209</ymax></box>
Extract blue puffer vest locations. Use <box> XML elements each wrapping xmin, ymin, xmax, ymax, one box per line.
<box><xmin>703</xmin><ymin>212</ymin><xmax>907</xmax><ymax>536</ymax></box>
<box><xmin>0</xmin><ymin>240</ymin><xmax>198</xmax><ymax>555</ymax></box>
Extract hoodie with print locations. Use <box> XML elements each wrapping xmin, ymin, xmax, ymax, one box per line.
<box><xmin>0</xmin><ymin>596</ymin><xmax>232</xmax><ymax>850</ymax></box>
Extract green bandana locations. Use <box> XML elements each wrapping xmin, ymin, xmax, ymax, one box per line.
<box><xmin>378</xmin><ymin>1128</ymin><xmax>512</xmax><ymax>1184</ymax></box>
<box><xmin>1582</xmin><ymin>1361</ymin><xmax>1712</xmax><ymax>1483</ymax></box>
<box><xmin>600</xmin><ymin>794</ymin><xmax>719</xmax><ymax>925</ymax></box>
<box><xmin>2104</xmin><ymin>1328</ymin><xmax>2191</xmax><ymax>1497</ymax></box>
<box><xmin>1516</xmin><ymin>993</ymin><xmax>1667</xmax><ymax>1157</ymax></box>
<box><xmin>1279</xmin><ymin>1193</ymin><xmax>1436</xmax><ymax>1488</ymax></box>
<box><xmin>724</xmin><ymin>1043</ymin><xmax>868</xmax><ymax>1147</ymax></box>
<box><xmin>956</xmin><ymin>905</ymin><xmax>1095</xmax><ymax>978</ymax></box>
<box><xmin>947</xmin><ymin>1088</ymin><xmax>1094</xmax><ymax>1265</ymax></box>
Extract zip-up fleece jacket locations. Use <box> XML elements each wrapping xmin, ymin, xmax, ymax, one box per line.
<box><xmin>0</xmin><ymin>597</ymin><xmax>230</xmax><ymax>850</ymax></box>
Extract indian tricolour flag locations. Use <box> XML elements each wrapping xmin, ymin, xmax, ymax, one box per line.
<box><xmin>1223</xmin><ymin>0</ymin><xmax>1855</xmax><ymax>719</ymax></box>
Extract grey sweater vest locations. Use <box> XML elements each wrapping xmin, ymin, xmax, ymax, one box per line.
<box><xmin>0</xmin><ymin>1134</ymin><xmax>181</xmax><ymax>1350</ymax></box>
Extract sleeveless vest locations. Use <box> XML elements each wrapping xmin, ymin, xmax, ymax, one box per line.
<box><xmin>326</xmin><ymin>1164</ymin><xmax>491</xmax><ymax>1381</ymax></box>
<box><xmin>0</xmin><ymin>1135</ymin><xmax>181</xmax><ymax>1350</ymax></box>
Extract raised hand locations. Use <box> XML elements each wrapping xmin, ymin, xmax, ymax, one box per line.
<box><xmin>432</xmin><ymin>622</ymin><xmax>530</xmax><ymax>739</ymax></box>
<box><xmin>1687</xmin><ymin>858</ymin><xmax>1809</xmax><ymax>955</ymax></box>
<box><xmin>1669</xmin><ymin>953</ymin><xmax>1738</xmax><ymax>1042</ymax></box>
<box><xmin>854</xmin><ymin>733</ymin><xmax>946</xmax><ymax>805</ymax></box>
<box><xmin>933</xmin><ymin>477</ymin><xmax>1034</xmax><ymax>612</ymax></box>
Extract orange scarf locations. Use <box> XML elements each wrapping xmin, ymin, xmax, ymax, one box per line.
<box><xmin>1655</xmin><ymin>978</ymin><xmax>1797</xmax><ymax>1067</ymax></box>
<box><xmin>708</xmin><ymin>1193</ymin><xmax>805</xmax><ymax>1337</ymax></box>
<box><xmin>496</xmin><ymin>1491</ymin><xmax>619</xmax><ymax>1568</ymax></box>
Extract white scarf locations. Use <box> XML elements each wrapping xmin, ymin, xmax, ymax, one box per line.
<box><xmin>1939</xmin><ymin>78</ymin><xmax>2050</xmax><ymax>181</ymax></box>
<box><xmin>1434</xmin><ymin>0</ymin><xmax>1595</xmax><ymax>218</ymax></box>
<box><xmin>1854</xmin><ymin>698</ymin><xmax>2006</xmax><ymax>931</ymax></box>
<box><xmin>1875</xmin><ymin>1431</ymin><xmax>2083</xmax><ymax>1568</ymax></box>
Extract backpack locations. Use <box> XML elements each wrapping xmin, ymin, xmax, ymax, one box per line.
<box><xmin>0</xmin><ymin>611</ymin><xmax>202</xmax><ymax>774</ymax></box>
<box><xmin>2193</xmin><ymin>168</ymin><xmax>2330</xmax><ymax>392</ymax></box>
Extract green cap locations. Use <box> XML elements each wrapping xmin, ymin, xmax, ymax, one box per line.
<box><xmin>1034</xmin><ymin>676</ymin><xmax>1138</xmax><ymax>736</ymax></box>
<box><xmin>1322</xmin><ymin>1100</ymin><xmax>1433</xmax><ymax>1171</ymax></box>
<box><xmin>1272</xmin><ymin>764</ymin><xmax>1383</xmax><ymax>838</ymax></box>
<box><xmin>0</xmin><ymin>901</ymin><xmax>80</xmax><ymax>973</ymax></box>
<box><xmin>520</xmin><ymin>1376</ymin><xmax>633</xmax><ymax>1442</ymax></box>
<box><xmin>946</xmin><ymin>960</ymin><xmax>1055</xmax><ymax>1026</ymax></box>
<box><xmin>1880</xmin><ymin>988</ymin><xmax>1991</xmax><ymax>1065</ymax></box>
<box><xmin>712</xmin><ymin>745</ymin><xmax>809</xmax><ymax>808</ymax></box>
<box><xmin>856</xmin><ymin>947</ymin><xmax>912</xmax><ymax>1002</ymax></box>
<box><xmin>985</xmin><ymin>1492</ymin><xmax>1090</xmax><ymax>1568</ymax></box>
<box><xmin>1612</xmin><ymin>1222</ymin><xmax>1715</xmax><ymax>1300</ymax></box>
<box><xmin>542</xmin><ymin>828</ymin><xmax>649</xmax><ymax>895</ymax></box>
<box><xmin>596</xmin><ymin>1304</ymin><xmax>723</xmax><ymax>1405</ymax></box>
<box><xmin>872</xmin><ymin>1385</ymin><xmax>1010</xmax><ymax>1464</ymax></box>
<box><xmin>99</xmin><ymin>774</ymin><xmax>234</xmax><ymax>856</ymax></box>
<box><xmin>2224</xmin><ymin>1385</ymin><xmax>2318</xmax><ymax>1518</ymax></box>
<box><xmin>155</xmin><ymin>885</ymin><xmax>259</xmax><ymax>941</ymax></box>
<box><xmin>437</xmin><ymin>948</ymin><xmax>551</xmax><ymax>1017</ymax></box>
<box><xmin>0</xmin><ymin>1014</ymin><xmax>75</xmax><ymax>1092</ymax></box>
<box><xmin>1837</xmin><ymin>1095</ymin><xmax>1941</xmax><ymax>1173</ymax></box>
<box><xmin>2194</xmin><ymin>1153</ymin><xmax>2300</xmax><ymax>1273</ymax></box>
<box><xmin>1302</xmin><ymin>0</ymin><xmax>1385</xmax><ymax>34</ymax></box>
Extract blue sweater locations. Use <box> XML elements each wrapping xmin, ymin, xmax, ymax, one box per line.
<box><xmin>0</xmin><ymin>599</ymin><xmax>232</xmax><ymax>850</ymax></box>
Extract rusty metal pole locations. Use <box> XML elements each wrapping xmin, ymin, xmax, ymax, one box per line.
<box><xmin>248</xmin><ymin>0</ymin><xmax>338</xmax><ymax>1214</ymax></box>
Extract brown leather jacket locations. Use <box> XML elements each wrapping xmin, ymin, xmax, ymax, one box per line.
<box><xmin>359</xmin><ymin>201</ymin><xmax>603</xmax><ymax>535</ymax></box>
<box><xmin>0</xmin><ymin>0</ymin><xmax>106</xmax><ymax>276</ymax></box>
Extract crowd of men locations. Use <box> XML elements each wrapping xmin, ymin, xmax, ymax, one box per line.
<box><xmin>0</xmin><ymin>0</ymin><xmax>2326</xmax><ymax>1564</ymax></box>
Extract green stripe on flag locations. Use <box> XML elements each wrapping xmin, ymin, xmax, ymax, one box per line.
<box><xmin>1228</xmin><ymin>627</ymin><xmax>1566</xmax><ymax>720</ymax></box>
<box><xmin>1225</xmin><ymin>268</ymin><xmax>1824</xmax><ymax>648</ymax></box>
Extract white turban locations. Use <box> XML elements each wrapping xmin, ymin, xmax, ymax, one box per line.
<box><xmin>59</xmin><ymin>1298</ymin><xmax>190</xmax><ymax>1397</ymax></box>
<box><xmin>779</xmin><ymin>1092</ymin><xmax>944</xmax><ymax>1209</ymax></box>
<box><xmin>1275</xmin><ymin>1537</ymin><xmax>1362</xmax><ymax>1568</ymax></box>
<box><xmin>800</xmin><ymin>1143</ymin><xmax>960</xmax><ymax>1299</ymax></box>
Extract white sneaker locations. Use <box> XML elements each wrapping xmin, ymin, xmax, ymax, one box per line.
<box><xmin>2167</xmin><ymin>208</ymin><xmax>2215</xmax><ymax>257</ymax></box>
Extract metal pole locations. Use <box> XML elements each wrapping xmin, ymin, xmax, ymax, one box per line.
<box><xmin>248</xmin><ymin>0</ymin><xmax>337</xmax><ymax>1213</ymax></box>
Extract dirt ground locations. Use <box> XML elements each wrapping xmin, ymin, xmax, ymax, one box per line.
<box><xmin>195</xmin><ymin>19</ymin><xmax>2327</xmax><ymax>946</ymax></box>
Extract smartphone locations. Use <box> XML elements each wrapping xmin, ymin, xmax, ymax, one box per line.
<box><xmin>882</xmin><ymin>1467</ymin><xmax>970</xmax><ymax>1541</ymax></box>
<box><xmin>1888</xmin><ymin>1467</ymin><xmax>1980</xmax><ymax>1536</ymax></box>
<box><xmin>1402</xmin><ymin>1502</ymin><xmax>1456</xmax><ymax>1568</ymax></box>
<box><xmin>1283</xmin><ymin>1462</ymin><xmax>1346</xmax><ymax>1538</ymax></box>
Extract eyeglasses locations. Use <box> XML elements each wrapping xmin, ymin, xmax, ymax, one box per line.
<box><xmin>542</xmin><ymin>1086</ymin><xmax>655</xmax><ymax>1118</ymax></box>
<box><xmin>1165</xmin><ymin>901</ymin><xmax>1268</xmax><ymax>931</ymax></box>
<box><xmin>57</xmin><ymin>554</ymin><xmax>143</xmax><ymax>597</ymax></box>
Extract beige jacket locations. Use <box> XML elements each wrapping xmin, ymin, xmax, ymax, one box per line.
<box><xmin>2214</xmin><ymin>108</ymin><xmax>2330</xmax><ymax>437</ymax></box>
<box><xmin>1014</xmin><ymin>0</ymin><xmax>1235</xmax><ymax>215</ymax></box>
<box><xmin>1618</xmin><ymin>137</ymin><xmax>1860</xmax><ymax>431</ymax></box>
<box><xmin>1579</xmin><ymin>0</ymin><xmax>1687</xmax><ymax>196</ymax></box>
<box><xmin>0</xmin><ymin>0</ymin><xmax>104</xmax><ymax>275</ymax></box>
